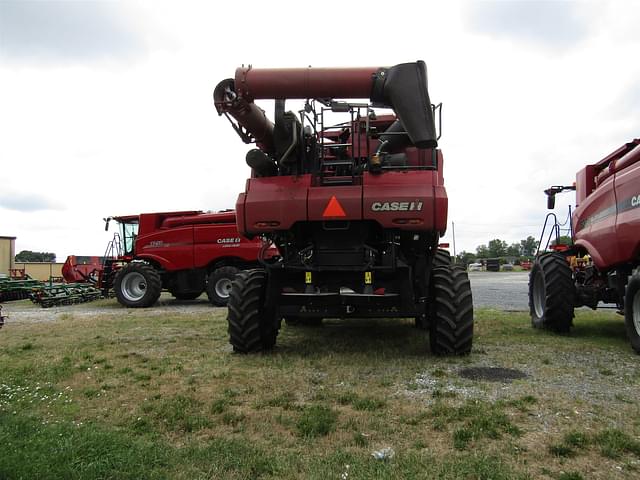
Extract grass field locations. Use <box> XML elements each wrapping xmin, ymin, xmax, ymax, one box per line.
<box><xmin>1</xmin><ymin>301</ymin><xmax>639</xmax><ymax>479</ymax></box>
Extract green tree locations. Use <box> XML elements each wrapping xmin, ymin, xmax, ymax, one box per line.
<box><xmin>506</xmin><ymin>243</ymin><xmax>522</xmax><ymax>257</ymax></box>
<box><xmin>487</xmin><ymin>239</ymin><xmax>507</xmax><ymax>258</ymax></box>
<box><xmin>476</xmin><ymin>244</ymin><xmax>489</xmax><ymax>258</ymax></box>
<box><xmin>15</xmin><ymin>250</ymin><xmax>56</xmax><ymax>262</ymax></box>
<box><xmin>520</xmin><ymin>236</ymin><xmax>538</xmax><ymax>257</ymax></box>
<box><xmin>455</xmin><ymin>251</ymin><xmax>477</xmax><ymax>266</ymax></box>
<box><xmin>550</xmin><ymin>235</ymin><xmax>573</xmax><ymax>247</ymax></box>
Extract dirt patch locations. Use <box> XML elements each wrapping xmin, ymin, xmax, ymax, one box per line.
<box><xmin>458</xmin><ymin>366</ymin><xmax>528</xmax><ymax>383</ymax></box>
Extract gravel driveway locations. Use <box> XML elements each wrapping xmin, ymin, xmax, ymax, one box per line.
<box><xmin>469</xmin><ymin>271</ymin><xmax>530</xmax><ymax>311</ymax></box>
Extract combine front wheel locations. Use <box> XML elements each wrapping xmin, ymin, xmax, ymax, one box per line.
<box><xmin>529</xmin><ymin>253</ymin><xmax>575</xmax><ymax>332</ymax></box>
<box><xmin>207</xmin><ymin>266</ymin><xmax>240</xmax><ymax>306</ymax></box>
<box><xmin>114</xmin><ymin>262</ymin><xmax>162</xmax><ymax>308</ymax></box>
<box><xmin>429</xmin><ymin>266</ymin><xmax>474</xmax><ymax>355</ymax></box>
<box><xmin>227</xmin><ymin>269</ymin><xmax>279</xmax><ymax>353</ymax></box>
<box><xmin>624</xmin><ymin>274</ymin><xmax>640</xmax><ymax>354</ymax></box>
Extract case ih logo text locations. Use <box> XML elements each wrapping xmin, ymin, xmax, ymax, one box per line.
<box><xmin>632</xmin><ymin>195</ymin><xmax>640</xmax><ymax>207</ymax></box>
<box><xmin>217</xmin><ymin>237</ymin><xmax>241</xmax><ymax>244</ymax></box>
<box><xmin>371</xmin><ymin>201</ymin><xmax>423</xmax><ymax>212</ymax></box>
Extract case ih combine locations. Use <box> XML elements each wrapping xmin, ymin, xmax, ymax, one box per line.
<box><xmin>214</xmin><ymin>60</ymin><xmax>473</xmax><ymax>354</ymax></box>
<box><xmin>529</xmin><ymin>138</ymin><xmax>640</xmax><ymax>353</ymax></box>
<box><xmin>64</xmin><ymin>210</ymin><xmax>274</xmax><ymax>308</ymax></box>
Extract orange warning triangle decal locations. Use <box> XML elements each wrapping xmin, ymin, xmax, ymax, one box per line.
<box><xmin>322</xmin><ymin>196</ymin><xmax>346</xmax><ymax>217</ymax></box>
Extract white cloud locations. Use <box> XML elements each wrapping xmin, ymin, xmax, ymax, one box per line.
<box><xmin>0</xmin><ymin>191</ymin><xmax>63</xmax><ymax>212</ymax></box>
<box><xmin>0</xmin><ymin>0</ymin><xmax>147</xmax><ymax>62</ymax></box>
<box><xmin>465</xmin><ymin>0</ymin><xmax>593</xmax><ymax>51</ymax></box>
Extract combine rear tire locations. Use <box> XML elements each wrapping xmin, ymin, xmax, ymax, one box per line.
<box><xmin>416</xmin><ymin>248</ymin><xmax>453</xmax><ymax>329</ymax></box>
<box><xmin>624</xmin><ymin>274</ymin><xmax>640</xmax><ymax>354</ymax></box>
<box><xmin>429</xmin><ymin>266</ymin><xmax>474</xmax><ymax>355</ymax></box>
<box><xmin>433</xmin><ymin>248</ymin><xmax>452</xmax><ymax>268</ymax></box>
<box><xmin>207</xmin><ymin>266</ymin><xmax>240</xmax><ymax>306</ymax></box>
<box><xmin>114</xmin><ymin>263</ymin><xmax>162</xmax><ymax>308</ymax></box>
<box><xmin>227</xmin><ymin>269</ymin><xmax>279</xmax><ymax>353</ymax></box>
<box><xmin>529</xmin><ymin>253</ymin><xmax>575</xmax><ymax>332</ymax></box>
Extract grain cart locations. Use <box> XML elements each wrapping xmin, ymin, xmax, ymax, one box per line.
<box><xmin>102</xmin><ymin>210</ymin><xmax>277</xmax><ymax>307</ymax></box>
<box><xmin>529</xmin><ymin>138</ymin><xmax>640</xmax><ymax>352</ymax></box>
<box><xmin>214</xmin><ymin>61</ymin><xmax>473</xmax><ymax>354</ymax></box>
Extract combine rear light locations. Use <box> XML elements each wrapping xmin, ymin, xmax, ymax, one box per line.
<box><xmin>255</xmin><ymin>221</ymin><xmax>280</xmax><ymax>228</ymax></box>
<box><xmin>438</xmin><ymin>242</ymin><xmax>450</xmax><ymax>248</ymax></box>
<box><xmin>392</xmin><ymin>218</ymin><xmax>423</xmax><ymax>225</ymax></box>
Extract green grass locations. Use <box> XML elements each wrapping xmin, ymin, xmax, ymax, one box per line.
<box><xmin>296</xmin><ymin>405</ymin><xmax>338</xmax><ymax>437</ymax></box>
<box><xmin>0</xmin><ymin>303</ymin><xmax>638</xmax><ymax>479</ymax></box>
<box><xmin>558</xmin><ymin>473</ymin><xmax>585</xmax><ymax>480</ymax></box>
<box><xmin>593</xmin><ymin>429</ymin><xmax>640</xmax><ymax>459</ymax></box>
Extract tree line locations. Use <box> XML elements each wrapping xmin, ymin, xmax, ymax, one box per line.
<box><xmin>14</xmin><ymin>250</ymin><xmax>57</xmax><ymax>262</ymax></box>
<box><xmin>455</xmin><ymin>236</ymin><xmax>538</xmax><ymax>266</ymax></box>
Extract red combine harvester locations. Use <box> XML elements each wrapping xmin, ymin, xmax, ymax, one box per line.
<box><xmin>529</xmin><ymin>138</ymin><xmax>640</xmax><ymax>352</ymax></box>
<box><xmin>214</xmin><ymin>61</ymin><xmax>473</xmax><ymax>354</ymax></box>
<box><xmin>64</xmin><ymin>210</ymin><xmax>275</xmax><ymax>308</ymax></box>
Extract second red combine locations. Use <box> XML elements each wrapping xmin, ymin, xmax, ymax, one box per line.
<box><xmin>95</xmin><ymin>210</ymin><xmax>275</xmax><ymax>307</ymax></box>
<box><xmin>214</xmin><ymin>61</ymin><xmax>473</xmax><ymax>354</ymax></box>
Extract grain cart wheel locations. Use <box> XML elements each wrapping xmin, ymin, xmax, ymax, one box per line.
<box><xmin>207</xmin><ymin>266</ymin><xmax>240</xmax><ymax>306</ymax></box>
<box><xmin>227</xmin><ymin>269</ymin><xmax>279</xmax><ymax>353</ymax></box>
<box><xmin>529</xmin><ymin>253</ymin><xmax>575</xmax><ymax>332</ymax></box>
<box><xmin>171</xmin><ymin>290</ymin><xmax>203</xmax><ymax>300</ymax></box>
<box><xmin>624</xmin><ymin>273</ymin><xmax>640</xmax><ymax>354</ymax></box>
<box><xmin>429</xmin><ymin>266</ymin><xmax>473</xmax><ymax>355</ymax></box>
<box><xmin>114</xmin><ymin>262</ymin><xmax>162</xmax><ymax>308</ymax></box>
<box><xmin>416</xmin><ymin>248</ymin><xmax>453</xmax><ymax>329</ymax></box>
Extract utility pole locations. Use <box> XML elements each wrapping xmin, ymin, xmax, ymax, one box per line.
<box><xmin>452</xmin><ymin>221</ymin><xmax>457</xmax><ymax>260</ymax></box>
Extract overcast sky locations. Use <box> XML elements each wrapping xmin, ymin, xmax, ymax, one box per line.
<box><xmin>1</xmin><ymin>0</ymin><xmax>639</xmax><ymax>260</ymax></box>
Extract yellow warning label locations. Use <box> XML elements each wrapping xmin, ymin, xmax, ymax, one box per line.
<box><xmin>364</xmin><ymin>271</ymin><xmax>372</xmax><ymax>284</ymax></box>
<box><xmin>305</xmin><ymin>272</ymin><xmax>312</xmax><ymax>284</ymax></box>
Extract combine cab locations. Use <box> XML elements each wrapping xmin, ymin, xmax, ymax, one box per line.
<box><xmin>530</xmin><ymin>139</ymin><xmax>640</xmax><ymax>352</ymax></box>
<box><xmin>214</xmin><ymin>61</ymin><xmax>473</xmax><ymax>355</ymax></box>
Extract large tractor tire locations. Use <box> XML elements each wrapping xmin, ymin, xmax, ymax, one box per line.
<box><xmin>433</xmin><ymin>248</ymin><xmax>452</xmax><ymax>268</ymax></box>
<box><xmin>415</xmin><ymin>248</ymin><xmax>453</xmax><ymax>330</ymax></box>
<box><xmin>529</xmin><ymin>253</ymin><xmax>575</xmax><ymax>333</ymax></box>
<box><xmin>171</xmin><ymin>290</ymin><xmax>203</xmax><ymax>301</ymax></box>
<box><xmin>624</xmin><ymin>273</ymin><xmax>640</xmax><ymax>354</ymax></box>
<box><xmin>429</xmin><ymin>265</ymin><xmax>474</xmax><ymax>355</ymax></box>
<box><xmin>207</xmin><ymin>266</ymin><xmax>240</xmax><ymax>307</ymax></box>
<box><xmin>114</xmin><ymin>262</ymin><xmax>162</xmax><ymax>308</ymax></box>
<box><xmin>227</xmin><ymin>269</ymin><xmax>279</xmax><ymax>353</ymax></box>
